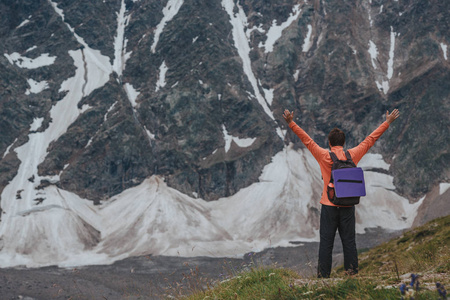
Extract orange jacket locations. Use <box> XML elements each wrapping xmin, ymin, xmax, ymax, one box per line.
<box><xmin>288</xmin><ymin>121</ymin><xmax>390</xmax><ymax>206</ymax></box>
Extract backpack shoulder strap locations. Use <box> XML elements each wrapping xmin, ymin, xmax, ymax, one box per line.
<box><xmin>329</xmin><ymin>151</ymin><xmax>338</xmax><ymax>162</ymax></box>
<box><xmin>344</xmin><ymin>151</ymin><xmax>353</xmax><ymax>161</ymax></box>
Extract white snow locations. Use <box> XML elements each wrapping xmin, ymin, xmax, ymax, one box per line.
<box><xmin>50</xmin><ymin>1</ymin><xmax>112</xmax><ymax>94</ymax></box>
<box><xmin>17</xmin><ymin>19</ymin><xmax>30</xmax><ymax>29</ymax></box>
<box><xmin>439</xmin><ymin>183</ymin><xmax>450</xmax><ymax>195</ymax></box>
<box><xmin>262</xmin><ymin>86</ymin><xmax>274</xmax><ymax>106</ymax></box>
<box><xmin>302</xmin><ymin>24</ymin><xmax>313</xmax><ymax>52</ymax></box>
<box><xmin>144</xmin><ymin>126</ymin><xmax>156</xmax><ymax>140</ymax></box>
<box><xmin>112</xmin><ymin>0</ymin><xmax>132</xmax><ymax>77</ymax></box>
<box><xmin>155</xmin><ymin>61</ymin><xmax>168</xmax><ymax>91</ymax></box>
<box><xmin>373</xmin><ymin>27</ymin><xmax>396</xmax><ymax>94</ymax></box>
<box><xmin>260</xmin><ymin>5</ymin><xmax>301</xmax><ymax>53</ymax></box>
<box><xmin>29</xmin><ymin>117</ymin><xmax>43</xmax><ymax>131</ymax></box>
<box><xmin>221</xmin><ymin>0</ymin><xmax>281</xmax><ymax>138</ymax></box>
<box><xmin>0</xmin><ymin>1</ymin><xmax>113</xmax><ymax>268</ymax></box>
<box><xmin>104</xmin><ymin>101</ymin><xmax>118</xmax><ymax>121</ymax></box>
<box><xmin>441</xmin><ymin>43</ymin><xmax>448</xmax><ymax>60</ymax></box>
<box><xmin>151</xmin><ymin>0</ymin><xmax>184</xmax><ymax>53</ymax></box>
<box><xmin>0</xmin><ymin>49</ymin><xmax>110</xmax><ymax>267</ymax></box>
<box><xmin>26</xmin><ymin>46</ymin><xmax>37</xmax><ymax>52</ymax></box>
<box><xmin>124</xmin><ymin>83</ymin><xmax>140</xmax><ymax>107</ymax></box>
<box><xmin>368</xmin><ymin>40</ymin><xmax>378</xmax><ymax>69</ymax></box>
<box><xmin>2</xmin><ymin>138</ymin><xmax>17</xmax><ymax>159</ymax></box>
<box><xmin>222</xmin><ymin>125</ymin><xmax>256</xmax><ymax>153</ymax></box>
<box><xmin>367</xmin><ymin>4</ymin><xmax>373</xmax><ymax>27</ymax></box>
<box><xmin>4</xmin><ymin>52</ymin><xmax>56</xmax><ymax>69</ymax></box>
<box><xmin>356</xmin><ymin>170</ymin><xmax>424</xmax><ymax>231</ymax></box>
<box><xmin>387</xmin><ymin>26</ymin><xmax>396</xmax><ymax>80</ymax></box>
<box><xmin>80</xmin><ymin>104</ymin><xmax>91</xmax><ymax>113</ymax></box>
<box><xmin>357</xmin><ymin>153</ymin><xmax>390</xmax><ymax>171</ymax></box>
<box><xmin>209</xmin><ymin>145</ymin><xmax>322</xmax><ymax>246</ymax></box>
<box><xmin>293</xmin><ymin>69</ymin><xmax>300</xmax><ymax>81</ymax></box>
<box><xmin>376</xmin><ymin>81</ymin><xmax>389</xmax><ymax>94</ymax></box>
<box><xmin>25</xmin><ymin>79</ymin><xmax>49</xmax><ymax>95</ymax></box>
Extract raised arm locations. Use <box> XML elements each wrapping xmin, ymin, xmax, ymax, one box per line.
<box><xmin>348</xmin><ymin>108</ymin><xmax>400</xmax><ymax>164</ymax></box>
<box><xmin>283</xmin><ymin>109</ymin><xmax>327</xmax><ymax>160</ymax></box>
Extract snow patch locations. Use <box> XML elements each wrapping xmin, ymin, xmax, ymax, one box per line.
<box><xmin>155</xmin><ymin>61</ymin><xmax>168</xmax><ymax>91</ymax></box>
<box><xmin>124</xmin><ymin>83</ymin><xmax>140</xmax><ymax>107</ymax></box>
<box><xmin>374</xmin><ymin>27</ymin><xmax>396</xmax><ymax>94</ymax></box>
<box><xmin>151</xmin><ymin>0</ymin><xmax>184</xmax><ymax>53</ymax></box>
<box><xmin>221</xmin><ymin>0</ymin><xmax>280</xmax><ymax>137</ymax></box>
<box><xmin>50</xmin><ymin>0</ymin><xmax>112</xmax><ymax>94</ymax></box>
<box><xmin>112</xmin><ymin>0</ymin><xmax>132</xmax><ymax>77</ymax></box>
<box><xmin>80</xmin><ymin>104</ymin><xmax>91</xmax><ymax>113</ymax></box>
<box><xmin>440</xmin><ymin>43</ymin><xmax>448</xmax><ymax>60</ymax></box>
<box><xmin>17</xmin><ymin>17</ymin><xmax>31</xmax><ymax>29</ymax></box>
<box><xmin>25</xmin><ymin>79</ymin><xmax>49</xmax><ymax>95</ymax></box>
<box><xmin>2</xmin><ymin>138</ymin><xmax>18</xmax><ymax>158</ymax></box>
<box><xmin>4</xmin><ymin>52</ymin><xmax>56</xmax><ymax>69</ymax></box>
<box><xmin>30</xmin><ymin>118</ymin><xmax>44</xmax><ymax>132</ymax></box>
<box><xmin>104</xmin><ymin>101</ymin><xmax>118</xmax><ymax>121</ymax></box>
<box><xmin>262</xmin><ymin>87</ymin><xmax>274</xmax><ymax>106</ymax></box>
<box><xmin>0</xmin><ymin>48</ymin><xmax>113</xmax><ymax>268</ymax></box>
<box><xmin>439</xmin><ymin>183</ymin><xmax>450</xmax><ymax>195</ymax></box>
<box><xmin>260</xmin><ymin>5</ymin><xmax>301</xmax><ymax>53</ymax></box>
<box><xmin>222</xmin><ymin>125</ymin><xmax>256</xmax><ymax>153</ymax></box>
<box><xmin>368</xmin><ymin>40</ymin><xmax>378</xmax><ymax>69</ymax></box>
<box><xmin>357</xmin><ymin>153</ymin><xmax>390</xmax><ymax>171</ymax></box>
<box><xmin>144</xmin><ymin>126</ymin><xmax>156</xmax><ymax>140</ymax></box>
<box><xmin>387</xmin><ymin>26</ymin><xmax>396</xmax><ymax>80</ymax></box>
<box><xmin>293</xmin><ymin>69</ymin><xmax>300</xmax><ymax>81</ymax></box>
<box><xmin>302</xmin><ymin>24</ymin><xmax>313</xmax><ymax>52</ymax></box>
<box><xmin>26</xmin><ymin>46</ymin><xmax>37</xmax><ymax>53</ymax></box>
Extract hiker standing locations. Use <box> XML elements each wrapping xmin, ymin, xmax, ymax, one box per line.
<box><xmin>283</xmin><ymin>108</ymin><xmax>400</xmax><ymax>278</ymax></box>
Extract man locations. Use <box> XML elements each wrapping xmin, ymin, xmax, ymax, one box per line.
<box><xmin>283</xmin><ymin>108</ymin><xmax>400</xmax><ymax>278</ymax></box>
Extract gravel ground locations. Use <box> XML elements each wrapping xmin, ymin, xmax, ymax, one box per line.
<box><xmin>0</xmin><ymin>229</ymin><xmax>403</xmax><ymax>299</ymax></box>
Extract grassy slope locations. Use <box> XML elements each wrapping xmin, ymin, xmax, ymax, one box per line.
<box><xmin>181</xmin><ymin>215</ymin><xmax>450</xmax><ymax>299</ymax></box>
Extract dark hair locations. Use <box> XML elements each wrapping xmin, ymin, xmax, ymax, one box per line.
<box><xmin>328</xmin><ymin>128</ymin><xmax>345</xmax><ymax>146</ymax></box>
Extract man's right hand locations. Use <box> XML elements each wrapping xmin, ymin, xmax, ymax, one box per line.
<box><xmin>283</xmin><ymin>109</ymin><xmax>294</xmax><ymax>124</ymax></box>
<box><xmin>386</xmin><ymin>109</ymin><xmax>400</xmax><ymax>125</ymax></box>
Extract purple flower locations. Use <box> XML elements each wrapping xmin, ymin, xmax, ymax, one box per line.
<box><xmin>399</xmin><ymin>283</ymin><xmax>406</xmax><ymax>295</ymax></box>
<box><xmin>410</xmin><ymin>274</ymin><xmax>420</xmax><ymax>291</ymax></box>
<box><xmin>436</xmin><ymin>282</ymin><xmax>447</xmax><ymax>299</ymax></box>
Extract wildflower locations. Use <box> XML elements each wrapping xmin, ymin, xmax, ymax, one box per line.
<box><xmin>436</xmin><ymin>282</ymin><xmax>447</xmax><ymax>300</ymax></box>
<box><xmin>399</xmin><ymin>283</ymin><xmax>415</xmax><ymax>300</ymax></box>
<box><xmin>410</xmin><ymin>273</ymin><xmax>420</xmax><ymax>291</ymax></box>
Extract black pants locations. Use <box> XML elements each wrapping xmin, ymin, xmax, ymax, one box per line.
<box><xmin>317</xmin><ymin>205</ymin><xmax>358</xmax><ymax>278</ymax></box>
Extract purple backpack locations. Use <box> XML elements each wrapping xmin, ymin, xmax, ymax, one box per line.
<box><xmin>327</xmin><ymin>151</ymin><xmax>366</xmax><ymax>206</ymax></box>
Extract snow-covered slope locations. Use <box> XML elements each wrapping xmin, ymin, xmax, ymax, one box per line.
<box><xmin>0</xmin><ymin>145</ymin><xmax>422</xmax><ymax>267</ymax></box>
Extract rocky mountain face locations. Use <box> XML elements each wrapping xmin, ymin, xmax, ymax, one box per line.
<box><xmin>0</xmin><ymin>0</ymin><xmax>448</xmax><ymax>236</ymax></box>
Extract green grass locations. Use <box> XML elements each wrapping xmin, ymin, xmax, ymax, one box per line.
<box><xmin>177</xmin><ymin>215</ymin><xmax>450</xmax><ymax>300</ymax></box>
